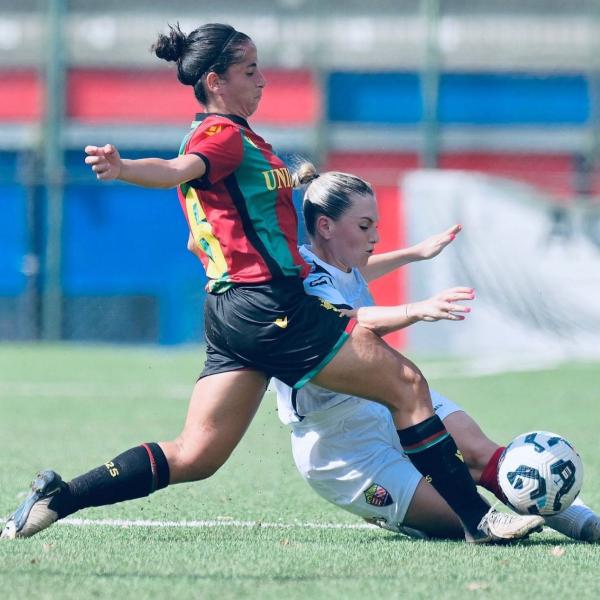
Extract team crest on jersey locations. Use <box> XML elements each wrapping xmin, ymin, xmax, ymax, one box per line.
<box><xmin>364</xmin><ymin>483</ymin><xmax>393</xmax><ymax>507</ymax></box>
<box><xmin>204</xmin><ymin>125</ymin><xmax>223</xmax><ymax>137</ymax></box>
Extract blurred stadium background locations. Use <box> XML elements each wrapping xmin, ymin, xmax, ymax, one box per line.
<box><xmin>2</xmin><ymin>0</ymin><xmax>600</xmax><ymax>357</ymax></box>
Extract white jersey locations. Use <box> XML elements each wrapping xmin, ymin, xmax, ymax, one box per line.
<box><xmin>274</xmin><ymin>246</ymin><xmax>464</xmax><ymax>532</ymax></box>
<box><xmin>274</xmin><ymin>245</ymin><xmax>375</xmax><ymax>424</ymax></box>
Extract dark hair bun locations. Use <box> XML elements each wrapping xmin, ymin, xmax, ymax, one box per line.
<box><xmin>153</xmin><ymin>23</ymin><xmax>186</xmax><ymax>62</ymax></box>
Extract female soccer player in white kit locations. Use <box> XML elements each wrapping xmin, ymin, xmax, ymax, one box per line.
<box><xmin>274</xmin><ymin>163</ymin><xmax>600</xmax><ymax>541</ymax></box>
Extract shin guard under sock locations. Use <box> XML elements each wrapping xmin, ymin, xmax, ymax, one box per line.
<box><xmin>398</xmin><ymin>415</ymin><xmax>490</xmax><ymax>534</ymax></box>
<box><xmin>49</xmin><ymin>442</ymin><xmax>170</xmax><ymax>519</ymax></box>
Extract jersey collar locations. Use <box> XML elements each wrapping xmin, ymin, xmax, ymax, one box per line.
<box><xmin>194</xmin><ymin>112</ymin><xmax>251</xmax><ymax>130</ymax></box>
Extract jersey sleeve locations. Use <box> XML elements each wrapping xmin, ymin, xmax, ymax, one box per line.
<box><xmin>185</xmin><ymin>123</ymin><xmax>244</xmax><ymax>188</ymax></box>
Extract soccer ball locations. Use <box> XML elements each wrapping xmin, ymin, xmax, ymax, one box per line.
<box><xmin>498</xmin><ymin>431</ymin><xmax>583</xmax><ymax>516</ymax></box>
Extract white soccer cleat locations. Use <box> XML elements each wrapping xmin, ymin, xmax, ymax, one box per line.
<box><xmin>1</xmin><ymin>470</ymin><xmax>64</xmax><ymax>539</ymax></box>
<box><xmin>465</xmin><ymin>508</ymin><xmax>544</xmax><ymax>544</ymax></box>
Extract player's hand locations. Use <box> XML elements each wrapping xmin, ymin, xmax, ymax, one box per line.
<box><xmin>408</xmin><ymin>286</ymin><xmax>474</xmax><ymax>322</ymax></box>
<box><xmin>84</xmin><ymin>144</ymin><xmax>122</xmax><ymax>180</ymax></box>
<box><xmin>411</xmin><ymin>224</ymin><xmax>461</xmax><ymax>261</ymax></box>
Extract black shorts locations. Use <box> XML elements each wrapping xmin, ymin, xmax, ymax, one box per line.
<box><xmin>199</xmin><ymin>277</ymin><xmax>355</xmax><ymax>388</ymax></box>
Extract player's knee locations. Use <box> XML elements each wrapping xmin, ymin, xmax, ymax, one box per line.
<box><xmin>387</xmin><ymin>361</ymin><xmax>430</xmax><ymax>411</ymax></box>
<box><xmin>188</xmin><ymin>462</ymin><xmax>221</xmax><ymax>481</ymax></box>
<box><xmin>171</xmin><ymin>436</ymin><xmax>225</xmax><ymax>481</ymax></box>
<box><xmin>180</xmin><ymin>455</ymin><xmax>223</xmax><ymax>481</ymax></box>
<box><xmin>405</xmin><ymin>364</ymin><xmax>428</xmax><ymax>396</ymax></box>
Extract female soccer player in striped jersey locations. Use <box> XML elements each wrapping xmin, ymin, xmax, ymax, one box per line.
<box><xmin>273</xmin><ymin>164</ymin><xmax>600</xmax><ymax>541</ymax></box>
<box><xmin>3</xmin><ymin>23</ymin><xmax>541</xmax><ymax>543</ymax></box>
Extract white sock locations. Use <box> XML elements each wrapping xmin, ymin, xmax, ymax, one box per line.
<box><xmin>544</xmin><ymin>497</ymin><xmax>597</xmax><ymax>540</ymax></box>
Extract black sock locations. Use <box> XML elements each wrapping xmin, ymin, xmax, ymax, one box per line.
<box><xmin>398</xmin><ymin>415</ymin><xmax>489</xmax><ymax>534</ymax></box>
<box><xmin>49</xmin><ymin>443</ymin><xmax>170</xmax><ymax>519</ymax></box>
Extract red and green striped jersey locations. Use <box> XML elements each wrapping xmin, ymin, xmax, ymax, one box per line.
<box><xmin>177</xmin><ymin>113</ymin><xmax>309</xmax><ymax>293</ymax></box>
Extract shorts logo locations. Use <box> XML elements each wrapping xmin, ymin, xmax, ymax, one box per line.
<box><xmin>274</xmin><ymin>316</ymin><xmax>289</xmax><ymax>329</ymax></box>
<box><xmin>364</xmin><ymin>483</ymin><xmax>393</xmax><ymax>507</ymax></box>
<box><xmin>455</xmin><ymin>449</ymin><xmax>464</xmax><ymax>462</ymax></box>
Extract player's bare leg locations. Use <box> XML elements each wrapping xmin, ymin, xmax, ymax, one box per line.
<box><xmin>443</xmin><ymin>411</ymin><xmax>498</xmax><ymax>483</ymax></box>
<box><xmin>160</xmin><ymin>370</ymin><xmax>267</xmax><ymax>483</ymax></box>
<box><xmin>1</xmin><ymin>370</ymin><xmax>267</xmax><ymax>539</ymax></box>
<box><xmin>402</xmin><ymin>479</ymin><xmax>463</xmax><ymax>539</ymax></box>
<box><xmin>312</xmin><ymin>326</ymin><xmax>432</xmax><ymax>428</ymax></box>
<box><xmin>313</xmin><ymin>326</ymin><xmax>543</xmax><ymax>543</ymax></box>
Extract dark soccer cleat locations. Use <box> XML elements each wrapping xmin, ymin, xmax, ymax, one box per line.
<box><xmin>465</xmin><ymin>508</ymin><xmax>544</xmax><ymax>544</ymax></box>
<box><xmin>1</xmin><ymin>470</ymin><xmax>66</xmax><ymax>539</ymax></box>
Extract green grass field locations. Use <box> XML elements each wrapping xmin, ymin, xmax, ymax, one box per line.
<box><xmin>1</xmin><ymin>344</ymin><xmax>599</xmax><ymax>599</ymax></box>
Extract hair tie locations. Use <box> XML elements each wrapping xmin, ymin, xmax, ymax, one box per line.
<box><xmin>220</xmin><ymin>30</ymin><xmax>238</xmax><ymax>53</ymax></box>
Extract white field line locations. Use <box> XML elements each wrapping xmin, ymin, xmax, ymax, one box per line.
<box><xmin>62</xmin><ymin>518</ymin><xmax>376</xmax><ymax>530</ymax></box>
<box><xmin>0</xmin><ymin>516</ymin><xmax>374</xmax><ymax>530</ymax></box>
<box><xmin>0</xmin><ymin>516</ymin><xmax>555</xmax><ymax>536</ymax></box>
<box><xmin>0</xmin><ymin>516</ymin><xmax>557</xmax><ymax>536</ymax></box>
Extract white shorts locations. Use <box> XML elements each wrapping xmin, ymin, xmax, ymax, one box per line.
<box><xmin>290</xmin><ymin>390</ymin><xmax>462</xmax><ymax>533</ymax></box>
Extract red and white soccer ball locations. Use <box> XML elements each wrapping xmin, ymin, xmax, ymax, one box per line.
<box><xmin>498</xmin><ymin>431</ymin><xmax>584</xmax><ymax>516</ymax></box>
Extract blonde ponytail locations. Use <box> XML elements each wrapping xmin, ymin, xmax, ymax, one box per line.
<box><xmin>291</xmin><ymin>162</ymin><xmax>320</xmax><ymax>188</ymax></box>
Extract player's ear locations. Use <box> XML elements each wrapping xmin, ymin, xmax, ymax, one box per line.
<box><xmin>205</xmin><ymin>72</ymin><xmax>222</xmax><ymax>93</ymax></box>
<box><xmin>316</xmin><ymin>215</ymin><xmax>335</xmax><ymax>239</ymax></box>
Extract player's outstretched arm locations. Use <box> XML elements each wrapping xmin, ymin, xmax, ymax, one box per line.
<box><xmin>84</xmin><ymin>144</ymin><xmax>206</xmax><ymax>189</ymax></box>
<box><xmin>360</xmin><ymin>224</ymin><xmax>461</xmax><ymax>282</ymax></box>
<box><xmin>342</xmin><ymin>286</ymin><xmax>474</xmax><ymax>337</ymax></box>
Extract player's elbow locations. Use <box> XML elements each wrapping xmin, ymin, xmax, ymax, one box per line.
<box><xmin>167</xmin><ymin>155</ymin><xmax>206</xmax><ymax>189</ymax></box>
